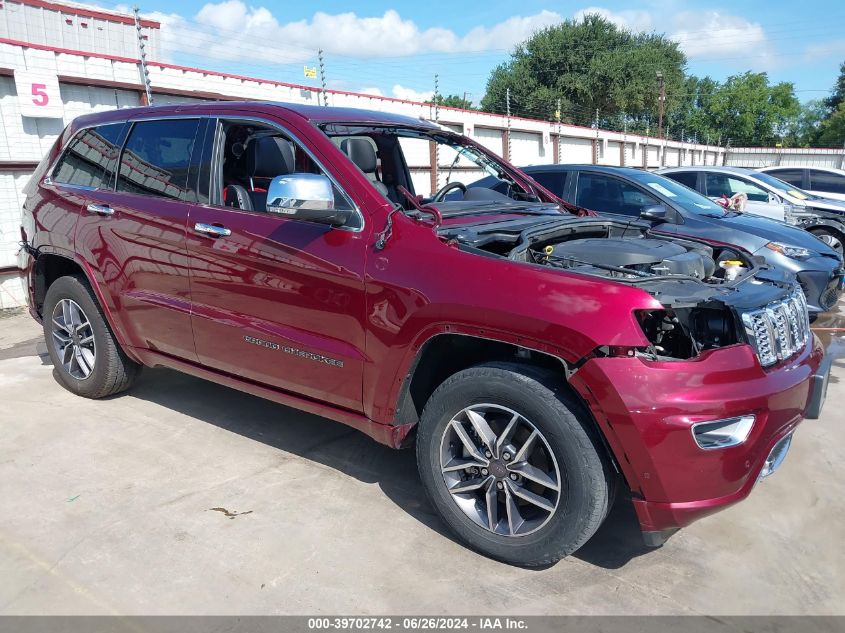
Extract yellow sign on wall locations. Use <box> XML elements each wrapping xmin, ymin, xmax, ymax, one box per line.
<box><xmin>304</xmin><ymin>66</ymin><xmax>317</xmax><ymax>79</ymax></box>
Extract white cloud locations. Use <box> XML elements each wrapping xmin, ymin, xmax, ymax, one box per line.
<box><xmin>670</xmin><ymin>11</ymin><xmax>768</xmax><ymax>61</ymax></box>
<box><xmin>804</xmin><ymin>40</ymin><xmax>845</xmax><ymax>62</ymax></box>
<box><xmin>574</xmin><ymin>7</ymin><xmax>654</xmax><ymax>33</ymax></box>
<box><xmin>360</xmin><ymin>87</ymin><xmax>384</xmax><ymax>97</ymax></box>
<box><xmin>135</xmin><ymin>1</ymin><xmax>566</xmax><ymax>63</ymax></box>
<box><xmin>391</xmin><ymin>85</ymin><xmax>434</xmax><ymax>102</ymax></box>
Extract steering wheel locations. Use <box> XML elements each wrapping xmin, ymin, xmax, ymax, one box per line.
<box><xmin>432</xmin><ymin>181</ymin><xmax>467</xmax><ymax>202</ymax></box>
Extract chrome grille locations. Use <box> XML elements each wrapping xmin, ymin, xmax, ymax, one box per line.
<box><xmin>741</xmin><ymin>287</ymin><xmax>810</xmax><ymax>367</ymax></box>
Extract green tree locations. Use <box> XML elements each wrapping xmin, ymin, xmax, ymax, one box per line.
<box><xmin>823</xmin><ymin>60</ymin><xmax>845</xmax><ymax>112</ymax></box>
<box><xmin>667</xmin><ymin>75</ymin><xmax>720</xmax><ymax>142</ymax></box>
<box><xmin>479</xmin><ymin>14</ymin><xmax>686</xmax><ymax>129</ymax></box>
<box><xmin>783</xmin><ymin>100</ymin><xmax>827</xmax><ymax>147</ymax></box>
<box><xmin>704</xmin><ymin>72</ymin><xmax>800</xmax><ymax>145</ymax></box>
<box><xmin>427</xmin><ymin>94</ymin><xmax>474</xmax><ymax>109</ymax></box>
<box><xmin>816</xmin><ymin>103</ymin><xmax>845</xmax><ymax>147</ymax></box>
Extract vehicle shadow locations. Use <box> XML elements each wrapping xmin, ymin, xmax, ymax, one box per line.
<box><xmin>37</xmin><ymin>350</ymin><xmax>654</xmax><ymax>570</ymax></box>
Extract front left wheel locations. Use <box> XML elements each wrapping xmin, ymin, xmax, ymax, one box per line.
<box><xmin>43</xmin><ymin>275</ymin><xmax>140</xmax><ymax>398</ymax></box>
<box><xmin>416</xmin><ymin>362</ymin><xmax>613</xmax><ymax>567</ymax></box>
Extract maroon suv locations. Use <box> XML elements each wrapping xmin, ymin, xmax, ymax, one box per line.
<box><xmin>20</xmin><ymin>102</ymin><xmax>830</xmax><ymax>566</ymax></box>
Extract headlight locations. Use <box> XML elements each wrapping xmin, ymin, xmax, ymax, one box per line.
<box><xmin>765</xmin><ymin>241</ymin><xmax>812</xmax><ymax>259</ymax></box>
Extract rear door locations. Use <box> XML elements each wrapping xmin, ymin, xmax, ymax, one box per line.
<box><xmin>808</xmin><ymin>169</ymin><xmax>845</xmax><ymax>201</ymax></box>
<box><xmin>75</xmin><ymin>117</ymin><xmax>202</xmax><ymax>361</ymax></box>
<box><xmin>184</xmin><ymin>114</ymin><xmax>368</xmax><ymax>412</ymax></box>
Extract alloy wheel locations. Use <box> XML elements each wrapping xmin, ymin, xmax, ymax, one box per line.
<box><xmin>51</xmin><ymin>298</ymin><xmax>96</xmax><ymax>380</ymax></box>
<box><xmin>439</xmin><ymin>403</ymin><xmax>562</xmax><ymax>537</ymax></box>
<box><xmin>817</xmin><ymin>232</ymin><xmax>844</xmax><ymax>256</ymax></box>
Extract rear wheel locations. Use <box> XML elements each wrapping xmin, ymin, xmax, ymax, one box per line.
<box><xmin>810</xmin><ymin>227</ymin><xmax>844</xmax><ymax>257</ymax></box>
<box><xmin>43</xmin><ymin>275</ymin><xmax>140</xmax><ymax>398</ymax></box>
<box><xmin>416</xmin><ymin>362</ymin><xmax>612</xmax><ymax>566</ymax></box>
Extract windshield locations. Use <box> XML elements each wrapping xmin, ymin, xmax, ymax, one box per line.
<box><xmin>626</xmin><ymin>170</ymin><xmax>728</xmax><ymax>217</ymax></box>
<box><xmin>751</xmin><ymin>171</ymin><xmax>812</xmax><ymax>200</ymax></box>
<box><xmin>321</xmin><ymin>124</ymin><xmax>536</xmax><ymax>195</ymax></box>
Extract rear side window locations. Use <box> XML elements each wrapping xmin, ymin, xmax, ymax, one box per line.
<box><xmin>117</xmin><ymin>119</ymin><xmax>200</xmax><ymax>200</ymax></box>
<box><xmin>666</xmin><ymin>171</ymin><xmax>698</xmax><ymax>190</ymax></box>
<box><xmin>767</xmin><ymin>169</ymin><xmax>804</xmax><ymax>187</ymax></box>
<box><xmin>52</xmin><ymin>123</ymin><xmax>124</xmax><ymax>189</ymax></box>
<box><xmin>809</xmin><ymin>170</ymin><xmax>845</xmax><ymax>194</ymax></box>
<box><xmin>529</xmin><ymin>171</ymin><xmax>567</xmax><ymax>196</ymax></box>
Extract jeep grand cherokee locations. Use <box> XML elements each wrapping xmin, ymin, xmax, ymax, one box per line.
<box><xmin>19</xmin><ymin>103</ymin><xmax>830</xmax><ymax>566</ymax></box>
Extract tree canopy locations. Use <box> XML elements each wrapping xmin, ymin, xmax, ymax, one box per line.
<box><xmin>479</xmin><ymin>14</ymin><xmax>841</xmax><ymax>147</ymax></box>
<box><xmin>427</xmin><ymin>94</ymin><xmax>474</xmax><ymax>109</ymax></box>
<box><xmin>479</xmin><ymin>14</ymin><xmax>686</xmax><ymax>129</ymax></box>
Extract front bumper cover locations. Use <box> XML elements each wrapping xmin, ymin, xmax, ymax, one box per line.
<box><xmin>570</xmin><ymin>335</ymin><xmax>825</xmax><ymax>535</ymax></box>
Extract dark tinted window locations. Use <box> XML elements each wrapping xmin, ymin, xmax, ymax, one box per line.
<box><xmin>766</xmin><ymin>169</ymin><xmax>804</xmax><ymax>187</ymax></box>
<box><xmin>665</xmin><ymin>171</ymin><xmax>698</xmax><ymax>190</ymax></box>
<box><xmin>53</xmin><ymin>123</ymin><xmax>124</xmax><ymax>189</ymax></box>
<box><xmin>529</xmin><ymin>171</ymin><xmax>567</xmax><ymax>195</ymax></box>
<box><xmin>117</xmin><ymin>119</ymin><xmax>200</xmax><ymax>200</ymax></box>
<box><xmin>809</xmin><ymin>170</ymin><xmax>845</xmax><ymax>194</ymax></box>
<box><xmin>575</xmin><ymin>172</ymin><xmax>658</xmax><ymax>216</ymax></box>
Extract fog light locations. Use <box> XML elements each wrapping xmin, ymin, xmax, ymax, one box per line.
<box><xmin>758</xmin><ymin>433</ymin><xmax>792</xmax><ymax>480</ymax></box>
<box><xmin>691</xmin><ymin>415</ymin><xmax>755</xmax><ymax>450</ymax></box>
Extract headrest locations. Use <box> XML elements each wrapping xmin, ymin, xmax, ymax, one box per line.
<box><xmin>246</xmin><ymin>136</ymin><xmax>295</xmax><ymax>179</ymax></box>
<box><xmin>341</xmin><ymin>138</ymin><xmax>377</xmax><ymax>174</ymax></box>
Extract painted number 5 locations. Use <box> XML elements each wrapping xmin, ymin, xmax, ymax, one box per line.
<box><xmin>31</xmin><ymin>83</ymin><xmax>49</xmax><ymax>106</ymax></box>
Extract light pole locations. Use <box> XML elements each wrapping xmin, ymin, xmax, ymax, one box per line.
<box><xmin>656</xmin><ymin>71</ymin><xmax>665</xmax><ymax>140</ymax></box>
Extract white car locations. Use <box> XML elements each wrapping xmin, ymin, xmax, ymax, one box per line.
<box><xmin>658</xmin><ymin>166</ymin><xmax>845</xmax><ymax>255</ymax></box>
<box><xmin>759</xmin><ymin>165</ymin><xmax>845</xmax><ymax>202</ymax></box>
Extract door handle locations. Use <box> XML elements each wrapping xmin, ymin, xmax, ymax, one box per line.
<box><xmin>194</xmin><ymin>222</ymin><xmax>231</xmax><ymax>237</ymax></box>
<box><xmin>86</xmin><ymin>203</ymin><xmax>114</xmax><ymax>216</ymax></box>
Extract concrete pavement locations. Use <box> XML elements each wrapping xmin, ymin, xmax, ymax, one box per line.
<box><xmin>0</xmin><ymin>307</ymin><xmax>843</xmax><ymax>615</ymax></box>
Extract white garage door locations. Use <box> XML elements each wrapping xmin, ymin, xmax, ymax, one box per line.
<box><xmin>0</xmin><ymin>169</ymin><xmax>32</xmax><ymax>308</ymax></box>
<box><xmin>559</xmin><ymin>137</ymin><xmax>593</xmax><ymax>164</ymax></box>
<box><xmin>510</xmin><ymin>131</ymin><xmax>544</xmax><ymax>166</ymax></box>
<box><xmin>474</xmin><ymin>127</ymin><xmax>503</xmax><ymax>158</ymax></box>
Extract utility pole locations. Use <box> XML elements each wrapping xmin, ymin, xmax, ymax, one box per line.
<box><xmin>656</xmin><ymin>71</ymin><xmax>665</xmax><ymax>140</ymax></box>
<box><xmin>594</xmin><ymin>108</ymin><xmax>600</xmax><ymax>164</ymax></box>
<box><xmin>622</xmin><ymin>113</ymin><xmax>628</xmax><ymax>167</ymax></box>
<box><xmin>318</xmin><ymin>49</ymin><xmax>328</xmax><ymax>107</ymax></box>
<box><xmin>434</xmin><ymin>74</ymin><xmax>440</xmax><ymax>190</ymax></box>
<box><xmin>133</xmin><ymin>6</ymin><xmax>153</xmax><ymax>105</ymax></box>
<box><xmin>555</xmin><ymin>98</ymin><xmax>561</xmax><ymax>164</ymax></box>
<box><xmin>506</xmin><ymin>87</ymin><xmax>512</xmax><ymax>161</ymax></box>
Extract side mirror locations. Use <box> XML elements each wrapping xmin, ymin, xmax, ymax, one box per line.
<box><xmin>768</xmin><ymin>192</ymin><xmax>782</xmax><ymax>204</ymax></box>
<box><xmin>266</xmin><ymin>173</ymin><xmax>351</xmax><ymax>227</ymax></box>
<box><xmin>640</xmin><ymin>204</ymin><xmax>669</xmax><ymax>223</ymax></box>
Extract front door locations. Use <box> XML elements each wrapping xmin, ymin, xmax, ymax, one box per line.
<box><xmin>185</xmin><ymin>114</ymin><xmax>368</xmax><ymax>412</ymax></box>
<box><xmin>704</xmin><ymin>172</ymin><xmax>786</xmax><ymax>221</ymax></box>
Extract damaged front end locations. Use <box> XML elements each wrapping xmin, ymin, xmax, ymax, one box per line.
<box><xmin>444</xmin><ymin>217</ymin><xmax>806</xmax><ymax>366</ymax></box>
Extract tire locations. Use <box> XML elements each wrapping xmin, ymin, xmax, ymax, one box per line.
<box><xmin>416</xmin><ymin>361</ymin><xmax>612</xmax><ymax>567</ymax></box>
<box><xmin>810</xmin><ymin>227</ymin><xmax>844</xmax><ymax>257</ymax></box>
<box><xmin>43</xmin><ymin>275</ymin><xmax>140</xmax><ymax>398</ymax></box>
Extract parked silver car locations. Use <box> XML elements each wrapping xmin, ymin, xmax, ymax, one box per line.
<box><xmin>758</xmin><ymin>165</ymin><xmax>845</xmax><ymax>203</ymax></box>
<box><xmin>658</xmin><ymin>166</ymin><xmax>845</xmax><ymax>256</ymax></box>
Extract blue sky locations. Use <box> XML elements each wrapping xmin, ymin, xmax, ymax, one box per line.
<box><xmin>109</xmin><ymin>0</ymin><xmax>845</xmax><ymax>113</ymax></box>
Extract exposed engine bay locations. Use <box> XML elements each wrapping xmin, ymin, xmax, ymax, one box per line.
<box><xmin>541</xmin><ymin>237</ymin><xmax>717</xmax><ymax>281</ymax></box>
<box><xmin>441</xmin><ymin>215</ymin><xmax>798</xmax><ymax>362</ymax></box>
